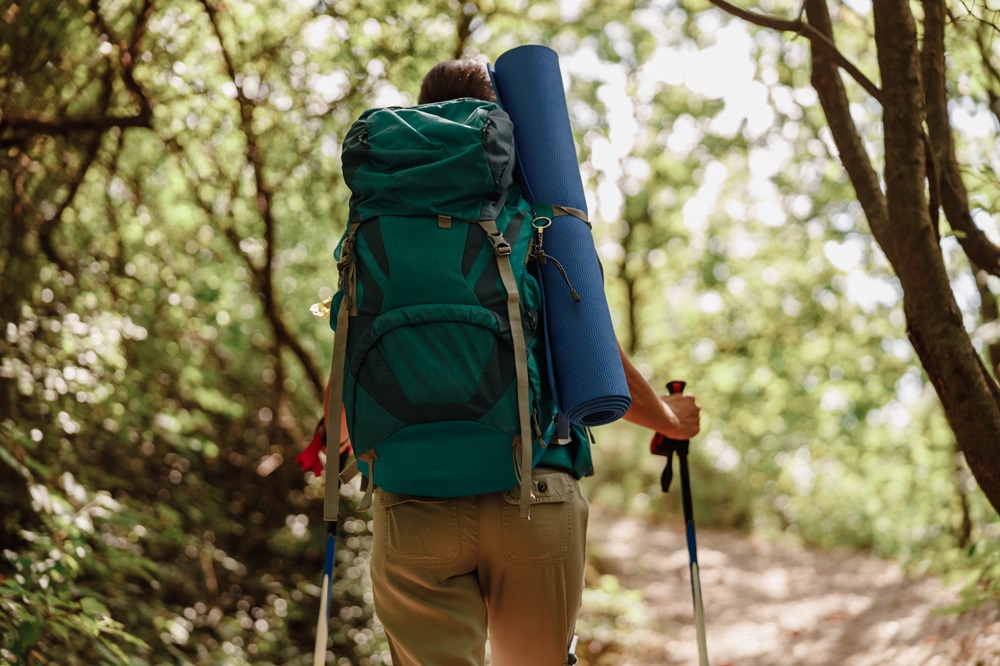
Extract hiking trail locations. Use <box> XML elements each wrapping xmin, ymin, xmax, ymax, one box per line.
<box><xmin>583</xmin><ymin>511</ymin><xmax>1000</xmax><ymax>666</ymax></box>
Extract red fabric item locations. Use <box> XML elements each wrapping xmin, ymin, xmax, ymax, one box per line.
<box><xmin>296</xmin><ymin>416</ymin><xmax>353</xmax><ymax>476</ymax></box>
<box><xmin>296</xmin><ymin>423</ymin><xmax>326</xmax><ymax>476</ymax></box>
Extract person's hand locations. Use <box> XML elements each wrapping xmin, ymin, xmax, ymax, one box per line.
<box><xmin>659</xmin><ymin>393</ymin><xmax>701</xmax><ymax>440</ymax></box>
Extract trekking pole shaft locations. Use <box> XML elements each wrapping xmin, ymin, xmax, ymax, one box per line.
<box><xmin>313</xmin><ymin>520</ymin><xmax>336</xmax><ymax>666</ymax></box>
<box><xmin>680</xmin><ymin>450</ymin><xmax>708</xmax><ymax>666</ymax></box>
<box><xmin>666</xmin><ymin>381</ymin><xmax>709</xmax><ymax>666</ymax></box>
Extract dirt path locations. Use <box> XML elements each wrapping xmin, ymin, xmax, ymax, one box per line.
<box><xmin>583</xmin><ymin>511</ymin><xmax>1000</xmax><ymax>666</ymax></box>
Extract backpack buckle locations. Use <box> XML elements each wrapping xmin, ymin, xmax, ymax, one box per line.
<box><xmin>486</xmin><ymin>231</ymin><xmax>512</xmax><ymax>256</ymax></box>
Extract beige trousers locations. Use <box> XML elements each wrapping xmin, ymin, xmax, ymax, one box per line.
<box><xmin>371</xmin><ymin>468</ymin><xmax>589</xmax><ymax>666</ymax></box>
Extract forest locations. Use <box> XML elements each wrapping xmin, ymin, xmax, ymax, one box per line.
<box><xmin>1</xmin><ymin>0</ymin><xmax>999</xmax><ymax>664</ymax></box>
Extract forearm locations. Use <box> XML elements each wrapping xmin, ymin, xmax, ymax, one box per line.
<box><xmin>618</xmin><ymin>342</ymin><xmax>675</xmax><ymax>433</ymax></box>
<box><xmin>617</xmin><ymin>341</ymin><xmax>701</xmax><ymax>439</ymax></box>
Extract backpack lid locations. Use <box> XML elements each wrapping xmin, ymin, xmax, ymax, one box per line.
<box><xmin>341</xmin><ymin>98</ymin><xmax>516</xmax><ymax>223</ymax></box>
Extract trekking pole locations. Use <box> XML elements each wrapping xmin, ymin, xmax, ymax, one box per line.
<box><xmin>650</xmin><ymin>380</ymin><xmax>709</xmax><ymax>666</ymax></box>
<box><xmin>313</xmin><ymin>520</ymin><xmax>336</xmax><ymax>666</ymax></box>
<box><xmin>308</xmin><ymin>431</ymin><xmax>349</xmax><ymax>666</ymax></box>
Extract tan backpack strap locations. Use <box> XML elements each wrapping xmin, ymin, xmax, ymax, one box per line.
<box><xmin>550</xmin><ymin>205</ymin><xmax>589</xmax><ymax>225</ymax></box>
<box><xmin>356</xmin><ymin>450</ymin><xmax>377</xmax><ymax>512</ymax></box>
<box><xmin>339</xmin><ymin>458</ymin><xmax>359</xmax><ymax>485</ymax></box>
<box><xmin>323</xmin><ymin>302</ymin><xmax>351</xmax><ymax>522</ymax></box>
<box><xmin>479</xmin><ymin>219</ymin><xmax>534</xmax><ymax>519</ymax></box>
<box><xmin>324</xmin><ymin>222</ymin><xmax>361</xmax><ymax>522</ymax></box>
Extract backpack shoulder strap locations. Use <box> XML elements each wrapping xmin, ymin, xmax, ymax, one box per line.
<box><xmin>478</xmin><ymin>218</ymin><xmax>534</xmax><ymax>519</ymax></box>
<box><xmin>323</xmin><ymin>296</ymin><xmax>351</xmax><ymax>521</ymax></box>
<box><xmin>324</xmin><ymin>221</ymin><xmax>367</xmax><ymax>522</ymax></box>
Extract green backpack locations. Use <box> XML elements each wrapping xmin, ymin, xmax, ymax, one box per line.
<box><xmin>324</xmin><ymin>98</ymin><xmax>561</xmax><ymax>520</ymax></box>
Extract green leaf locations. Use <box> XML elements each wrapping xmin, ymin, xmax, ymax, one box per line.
<box><xmin>14</xmin><ymin>619</ymin><xmax>43</xmax><ymax>651</ymax></box>
<box><xmin>0</xmin><ymin>441</ymin><xmax>31</xmax><ymax>480</ymax></box>
<box><xmin>1</xmin><ymin>578</ymin><xmax>25</xmax><ymax>593</ymax></box>
<box><xmin>80</xmin><ymin>597</ymin><xmax>109</xmax><ymax>617</ymax></box>
<box><xmin>78</xmin><ymin>614</ymin><xmax>101</xmax><ymax>636</ymax></box>
<box><xmin>50</xmin><ymin>619</ymin><xmax>71</xmax><ymax>641</ymax></box>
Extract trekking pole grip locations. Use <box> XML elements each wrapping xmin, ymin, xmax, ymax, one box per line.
<box><xmin>649</xmin><ymin>379</ymin><xmax>689</xmax><ymax>492</ymax></box>
<box><xmin>667</xmin><ymin>380</ymin><xmax>697</xmax><ymax>526</ymax></box>
<box><xmin>665</xmin><ymin>381</ymin><xmax>689</xmax><ymax>451</ymax></box>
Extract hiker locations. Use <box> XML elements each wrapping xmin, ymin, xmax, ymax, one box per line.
<box><xmin>333</xmin><ymin>59</ymin><xmax>702</xmax><ymax>666</ymax></box>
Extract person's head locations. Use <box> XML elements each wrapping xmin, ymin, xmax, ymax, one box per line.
<box><xmin>418</xmin><ymin>59</ymin><xmax>497</xmax><ymax>105</ymax></box>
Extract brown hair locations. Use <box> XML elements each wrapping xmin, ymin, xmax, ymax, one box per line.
<box><xmin>418</xmin><ymin>59</ymin><xmax>498</xmax><ymax>105</ymax></box>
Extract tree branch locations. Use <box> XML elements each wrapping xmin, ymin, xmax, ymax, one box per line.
<box><xmin>1</xmin><ymin>0</ymin><xmax>154</xmax><ymax>146</ymax></box>
<box><xmin>13</xmin><ymin>159</ymin><xmax>70</xmax><ymax>274</ymax></box>
<box><xmin>800</xmin><ymin>0</ymin><xmax>893</xmax><ymax>265</ymax></box>
<box><xmin>87</xmin><ymin>0</ymin><xmax>155</xmax><ymax>117</ymax></box>
<box><xmin>114</xmin><ymin>0</ymin><xmax>155</xmax><ymax>118</ymax></box>
<box><xmin>921</xmin><ymin>0</ymin><xmax>947</xmax><ymax>239</ymax></box>
<box><xmin>200</xmin><ymin>0</ymin><xmax>277</xmax><ymax>310</ymax></box>
<box><xmin>37</xmin><ymin>56</ymin><xmax>118</xmax><ymax>264</ymax></box>
<box><xmin>923</xmin><ymin>0</ymin><xmax>1000</xmax><ymax>277</ymax></box>
<box><xmin>973</xmin><ymin>17</ymin><xmax>1000</xmax><ymax>126</ymax></box>
<box><xmin>197</xmin><ymin>0</ymin><xmax>326</xmax><ymax>398</ymax></box>
<box><xmin>161</xmin><ymin>129</ymin><xmax>326</xmax><ymax>401</ymax></box>
<box><xmin>975</xmin><ymin>268</ymin><xmax>1000</xmax><ymax>378</ymax></box>
<box><xmin>0</xmin><ymin>113</ymin><xmax>151</xmax><ymax>144</ymax></box>
<box><xmin>940</xmin><ymin>165</ymin><xmax>1000</xmax><ymax>277</ymax></box>
<box><xmin>873</xmin><ymin>0</ymin><xmax>933</xmax><ymax>259</ymax></box>
<box><xmin>453</xmin><ymin>8</ymin><xmax>475</xmax><ymax>60</ymax></box>
<box><xmin>705</xmin><ymin>0</ymin><xmax>882</xmax><ymax>102</ymax></box>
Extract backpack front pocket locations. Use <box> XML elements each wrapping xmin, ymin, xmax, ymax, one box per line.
<box><xmin>347</xmin><ymin>304</ymin><xmax>519</xmax><ymax>446</ymax></box>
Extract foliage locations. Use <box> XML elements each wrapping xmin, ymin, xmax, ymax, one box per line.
<box><xmin>575</xmin><ymin>573</ymin><xmax>651</xmax><ymax>664</ymax></box>
<box><xmin>0</xmin><ymin>422</ymin><xmax>150</xmax><ymax>664</ymax></box>
<box><xmin>1</xmin><ymin>0</ymin><xmax>999</xmax><ymax>663</ymax></box>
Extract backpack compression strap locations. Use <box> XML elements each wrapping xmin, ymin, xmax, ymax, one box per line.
<box><xmin>550</xmin><ymin>205</ymin><xmax>589</xmax><ymax>226</ymax></box>
<box><xmin>479</xmin><ymin>219</ymin><xmax>534</xmax><ymax>519</ymax></box>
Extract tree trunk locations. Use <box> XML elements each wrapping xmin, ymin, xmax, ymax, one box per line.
<box><xmin>871</xmin><ymin>0</ymin><xmax>1000</xmax><ymax>511</ymax></box>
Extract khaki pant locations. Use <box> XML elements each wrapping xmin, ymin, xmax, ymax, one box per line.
<box><xmin>371</xmin><ymin>468</ymin><xmax>589</xmax><ymax>666</ymax></box>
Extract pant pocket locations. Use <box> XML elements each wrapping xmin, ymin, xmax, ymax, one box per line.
<box><xmin>500</xmin><ymin>470</ymin><xmax>580</xmax><ymax>564</ymax></box>
<box><xmin>378</xmin><ymin>490</ymin><xmax>461</xmax><ymax>565</ymax></box>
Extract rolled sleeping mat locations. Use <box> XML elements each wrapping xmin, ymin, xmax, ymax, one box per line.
<box><xmin>491</xmin><ymin>45</ymin><xmax>631</xmax><ymax>427</ymax></box>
